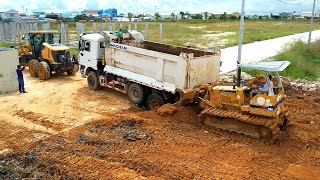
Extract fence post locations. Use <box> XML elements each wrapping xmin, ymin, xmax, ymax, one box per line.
<box><xmin>145</xmin><ymin>23</ymin><xmax>149</xmax><ymax>41</ymax></box>
<box><xmin>58</xmin><ymin>23</ymin><xmax>61</xmax><ymax>43</ymax></box>
<box><xmin>13</xmin><ymin>22</ymin><xmax>17</xmax><ymax>43</ymax></box>
<box><xmin>134</xmin><ymin>23</ymin><xmax>137</xmax><ymax>31</ymax></box>
<box><xmin>120</xmin><ymin>23</ymin><xmax>123</xmax><ymax>29</ymax></box>
<box><xmin>5</xmin><ymin>23</ymin><xmax>9</xmax><ymax>41</ymax></box>
<box><xmin>0</xmin><ymin>22</ymin><xmax>3</xmax><ymax>42</ymax></box>
<box><xmin>61</xmin><ymin>23</ymin><xmax>65</xmax><ymax>45</ymax></box>
<box><xmin>113</xmin><ymin>23</ymin><xmax>116</xmax><ymax>31</ymax></box>
<box><xmin>108</xmin><ymin>23</ymin><xmax>112</xmax><ymax>31</ymax></box>
<box><xmin>159</xmin><ymin>23</ymin><xmax>163</xmax><ymax>43</ymax></box>
<box><xmin>66</xmin><ymin>24</ymin><xmax>69</xmax><ymax>45</ymax></box>
<box><xmin>93</xmin><ymin>23</ymin><xmax>96</xmax><ymax>33</ymax></box>
<box><xmin>128</xmin><ymin>24</ymin><xmax>131</xmax><ymax>31</ymax></box>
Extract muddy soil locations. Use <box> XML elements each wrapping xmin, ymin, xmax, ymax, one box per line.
<box><xmin>0</xmin><ymin>70</ymin><xmax>319</xmax><ymax>179</ymax></box>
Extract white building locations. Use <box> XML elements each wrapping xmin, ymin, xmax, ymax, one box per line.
<box><xmin>300</xmin><ymin>12</ymin><xmax>319</xmax><ymax>18</ymax></box>
<box><xmin>0</xmin><ymin>9</ymin><xmax>19</xmax><ymax>21</ymax></box>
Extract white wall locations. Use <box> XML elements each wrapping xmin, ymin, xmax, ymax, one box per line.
<box><xmin>0</xmin><ymin>49</ymin><xmax>19</xmax><ymax>94</ymax></box>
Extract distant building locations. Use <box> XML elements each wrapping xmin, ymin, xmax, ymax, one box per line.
<box><xmin>0</xmin><ymin>9</ymin><xmax>19</xmax><ymax>21</ymax></box>
<box><xmin>98</xmin><ymin>8</ymin><xmax>117</xmax><ymax>20</ymax></box>
<box><xmin>300</xmin><ymin>12</ymin><xmax>319</xmax><ymax>18</ymax></box>
<box><xmin>61</xmin><ymin>11</ymin><xmax>81</xmax><ymax>19</ymax></box>
<box><xmin>279</xmin><ymin>12</ymin><xmax>294</xmax><ymax>19</ymax></box>
<box><xmin>33</xmin><ymin>11</ymin><xmax>46</xmax><ymax>15</ymax></box>
<box><xmin>84</xmin><ymin>10</ymin><xmax>99</xmax><ymax>17</ymax></box>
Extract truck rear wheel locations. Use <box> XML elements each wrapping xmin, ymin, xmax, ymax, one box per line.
<box><xmin>146</xmin><ymin>94</ymin><xmax>166</xmax><ymax>110</ymax></box>
<box><xmin>67</xmin><ymin>64</ymin><xmax>79</xmax><ymax>75</ymax></box>
<box><xmin>28</xmin><ymin>59</ymin><xmax>38</xmax><ymax>77</ymax></box>
<box><xmin>128</xmin><ymin>83</ymin><xmax>146</xmax><ymax>104</ymax></box>
<box><xmin>87</xmin><ymin>71</ymin><xmax>100</xmax><ymax>90</ymax></box>
<box><xmin>38</xmin><ymin>61</ymin><xmax>51</xmax><ymax>80</ymax></box>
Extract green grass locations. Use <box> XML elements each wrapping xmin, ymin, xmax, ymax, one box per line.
<box><xmin>245</xmin><ymin>40</ymin><xmax>320</xmax><ymax>81</ymax></box>
<box><xmin>47</xmin><ymin>20</ymin><xmax>320</xmax><ymax>49</ymax></box>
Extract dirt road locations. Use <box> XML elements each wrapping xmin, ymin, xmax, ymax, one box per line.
<box><xmin>0</xmin><ymin>70</ymin><xmax>319</xmax><ymax>179</ymax></box>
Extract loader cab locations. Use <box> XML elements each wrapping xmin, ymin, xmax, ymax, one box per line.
<box><xmin>79</xmin><ymin>34</ymin><xmax>105</xmax><ymax>70</ymax></box>
<box><xmin>28</xmin><ymin>31</ymin><xmax>58</xmax><ymax>60</ymax></box>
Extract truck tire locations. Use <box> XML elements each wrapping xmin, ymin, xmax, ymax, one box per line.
<box><xmin>28</xmin><ymin>59</ymin><xmax>38</xmax><ymax>77</ymax></box>
<box><xmin>87</xmin><ymin>71</ymin><xmax>100</xmax><ymax>90</ymax></box>
<box><xmin>67</xmin><ymin>64</ymin><xmax>79</xmax><ymax>75</ymax></box>
<box><xmin>38</xmin><ymin>61</ymin><xmax>51</xmax><ymax>80</ymax></box>
<box><xmin>146</xmin><ymin>94</ymin><xmax>166</xmax><ymax>110</ymax></box>
<box><xmin>128</xmin><ymin>83</ymin><xmax>146</xmax><ymax>104</ymax></box>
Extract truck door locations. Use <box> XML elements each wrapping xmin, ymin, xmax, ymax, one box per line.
<box><xmin>79</xmin><ymin>40</ymin><xmax>98</xmax><ymax>70</ymax></box>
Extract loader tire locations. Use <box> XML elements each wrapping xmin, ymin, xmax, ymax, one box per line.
<box><xmin>67</xmin><ymin>64</ymin><xmax>79</xmax><ymax>75</ymax></box>
<box><xmin>87</xmin><ymin>71</ymin><xmax>100</xmax><ymax>91</ymax></box>
<box><xmin>28</xmin><ymin>59</ymin><xmax>38</xmax><ymax>77</ymax></box>
<box><xmin>37</xmin><ymin>61</ymin><xmax>51</xmax><ymax>80</ymax></box>
<box><xmin>128</xmin><ymin>83</ymin><xmax>146</xmax><ymax>104</ymax></box>
<box><xmin>146</xmin><ymin>94</ymin><xmax>166</xmax><ymax>110</ymax></box>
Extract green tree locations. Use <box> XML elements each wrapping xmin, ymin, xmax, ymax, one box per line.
<box><xmin>154</xmin><ymin>12</ymin><xmax>160</xmax><ymax>21</ymax></box>
<box><xmin>204</xmin><ymin>12</ymin><xmax>209</xmax><ymax>20</ymax></box>
<box><xmin>179</xmin><ymin>11</ymin><xmax>185</xmax><ymax>19</ymax></box>
<box><xmin>74</xmin><ymin>14</ymin><xmax>87</xmax><ymax>21</ymax></box>
<box><xmin>128</xmin><ymin>12</ymin><xmax>133</xmax><ymax>22</ymax></box>
<box><xmin>171</xmin><ymin>12</ymin><xmax>176</xmax><ymax>20</ymax></box>
<box><xmin>191</xmin><ymin>13</ymin><xmax>203</xmax><ymax>19</ymax></box>
<box><xmin>185</xmin><ymin>12</ymin><xmax>191</xmax><ymax>19</ymax></box>
<box><xmin>220</xmin><ymin>12</ymin><xmax>227</xmax><ymax>21</ymax></box>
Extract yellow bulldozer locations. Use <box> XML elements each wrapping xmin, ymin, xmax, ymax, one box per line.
<box><xmin>182</xmin><ymin>61</ymin><xmax>290</xmax><ymax>143</ymax></box>
<box><xmin>21</xmin><ymin>31</ymin><xmax>78</xmax><ymax>80</ymax></box>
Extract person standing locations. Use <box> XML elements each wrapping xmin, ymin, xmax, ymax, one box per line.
<box><xmin>16</xmin><ymin>65</ymin><xmax>27</xmax><ymax>93</ymax></box>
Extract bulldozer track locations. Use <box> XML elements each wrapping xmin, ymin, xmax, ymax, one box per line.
<box><xmin>199</xmin><ymin>108</ymin><xmax>281</xmax><ymax>144</ymax></box>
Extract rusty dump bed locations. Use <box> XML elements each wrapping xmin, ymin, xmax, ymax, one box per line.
<box><xmin>138</xmin><ymin>41</ymin><xmax>217</xmax><ymax>58</ymax></box>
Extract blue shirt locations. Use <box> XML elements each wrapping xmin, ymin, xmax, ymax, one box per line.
<box><xmin>16</xmin><ymin>67</ymin><xmax>25</xmax><ymax>79</ymax></box>
<box><xmin>260</xmin><ymin>81</ymin><xmax>274</xmax><ymax>93</ymax></box>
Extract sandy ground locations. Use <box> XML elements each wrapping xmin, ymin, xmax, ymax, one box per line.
<box><xmin>0</xmin><ymin>70</ymin><xmax>320</xmax><ymax>179</ymax></box>
<box><xmin>0</xmin><ymin>70</ymin><xmax>132</xmax><ymax>153</ymax></box>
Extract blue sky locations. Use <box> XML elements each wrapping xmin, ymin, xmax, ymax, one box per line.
<box><xmin>0</xmin><ymin>0</ymin><xmax>319</xmax><ymax>15</ymax></box>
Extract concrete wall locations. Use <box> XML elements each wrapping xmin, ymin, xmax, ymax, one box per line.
<box><xmin>0</xmin><ymin>48</ymin><xmax>19</xmax><ymax>94</ymax></box>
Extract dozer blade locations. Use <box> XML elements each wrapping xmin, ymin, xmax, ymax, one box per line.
<box><xmin>199</xmin><ymin>108</ymin><xmax>281</xmax><ymax>143</ymax></box>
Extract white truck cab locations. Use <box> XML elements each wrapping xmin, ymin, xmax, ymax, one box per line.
<box><xmin>79</xmin><ymin>33</ymin><xmax>105</xmax><ymax>75</ymax></box>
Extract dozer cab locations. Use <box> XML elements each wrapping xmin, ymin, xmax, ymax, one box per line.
<box><xmin>198</xmin><ymin>61</ymin><xmax>290</xmax><ymax>142</ymax></box>
<box><xmin>27</xmin><ymin>31</ymin><xmax>78</xmax><ymax>80</ymax></box>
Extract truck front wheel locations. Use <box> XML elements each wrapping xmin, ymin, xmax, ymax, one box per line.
<box><xmin>87</xmin><ymin>71</ymin><xmax>100</xmax><ymax>90</ymax></box>
<box><xmin>128</xmin><ymin>83</ymin><xmax>146</xmax><ymax>104</ymax></box>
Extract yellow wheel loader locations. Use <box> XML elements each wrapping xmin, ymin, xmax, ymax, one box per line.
<box><xmin>182</xmin><ymin>61</ymin><xmax>290</xmax><ymax>143</ymax></box>
<box><xmin>27</xmin><ymin>31</ymin><xmax>78</xmax><ymax>80</ymax></box>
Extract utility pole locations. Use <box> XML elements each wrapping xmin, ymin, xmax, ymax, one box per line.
<box><xmin>308</xmin><ymin>0</ymin><xmax>316</xmax><ymax>45</ymax></box>
<box><xmin>237</xmin><ymin>0</ymin><xmax>245</xmax><ymax>87</ymax></box>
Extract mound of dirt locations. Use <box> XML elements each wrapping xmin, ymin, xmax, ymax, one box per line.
<box><xmin>247</xmin><ymin>75</ymin><xmax>279</xmax><ymax>89</ymax></box>
<box><xmin>156</xmin><ymin>104</ymin><xmax>178</xmax><ymax>116</ymax></box>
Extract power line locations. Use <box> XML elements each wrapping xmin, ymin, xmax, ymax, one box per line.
<box><xmin>275</xmin><ymin>0</ymin><xmax>308</xmax><ymax>5</ymax></box>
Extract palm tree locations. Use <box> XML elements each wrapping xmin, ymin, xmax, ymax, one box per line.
<box><xmin>128</xmin><ymin>12</ymin><xmax>133</xmax><ymax>22</ymax></box>
<box><xmin>179</xmin><ymin>11</ymin><xmax>185</xmax><ymax>19</ymax></box>
<box><xmin>171</xmin><ymin>12</ymin><xmax>176</xmax><ymax>20</ymax></box>
<box><xmin>154</xmin><ymin>12</ymin><xmax>160</xmax><ymax>22</ymax></box>
<box><xmin>204</xmin><ymin>12</ymin><xmax>209</xmax><ymax>20</ymax></box>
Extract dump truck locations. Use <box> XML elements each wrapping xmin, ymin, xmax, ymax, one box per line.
<box><xmin>79</xmin><ymin>30</ymin><xmax>221</xmax><ymax>109</ymax></box>
<box><xmin>79</xmin><ymin>30</ymin><xmax>289</xmax><ymax>142</ymax></box>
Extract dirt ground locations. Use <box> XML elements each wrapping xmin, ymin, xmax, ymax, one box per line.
<box><xmin>0</xmin><ymin>70</ymin><xmax>320</xmax><ymax>179</ymax></box>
